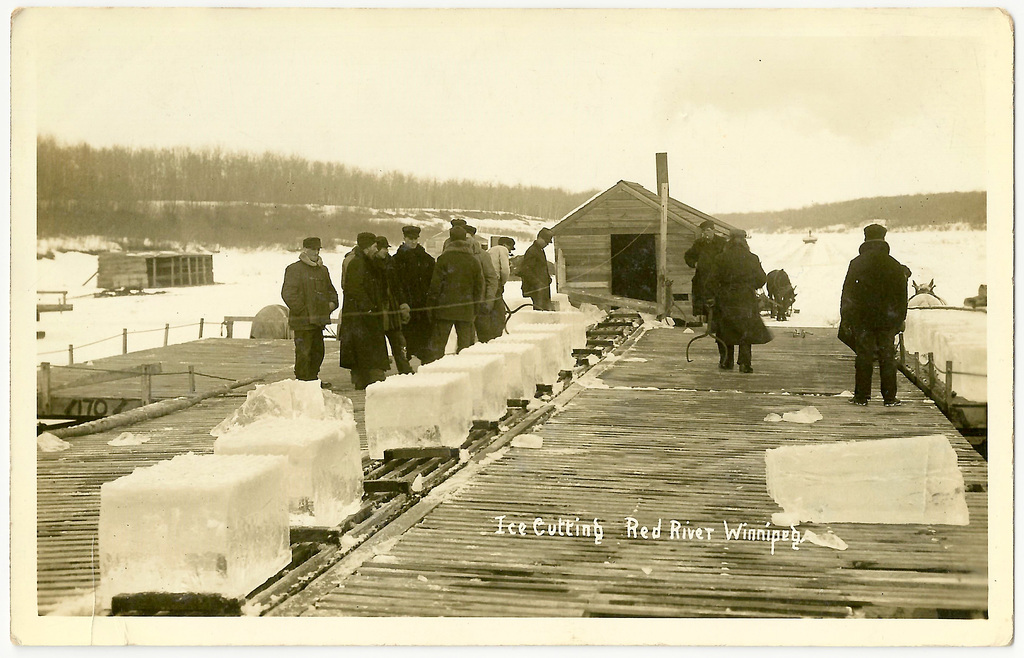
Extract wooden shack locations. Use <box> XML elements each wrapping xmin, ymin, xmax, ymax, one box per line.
<box><xmin>549</xmin><ymin>179</ymin><xmax>735</xmax><ymax>322</ymax></box>
<box><xmin>96</xmin><ymin>252</ymin><xmax>214</xmax><ymax>290</ymax></box>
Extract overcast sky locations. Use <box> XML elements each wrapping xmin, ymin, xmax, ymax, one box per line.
<box><xmin>17</xmin><ymin>7</ymin><xmax>1007</xmax><ymax>214</ymax></box>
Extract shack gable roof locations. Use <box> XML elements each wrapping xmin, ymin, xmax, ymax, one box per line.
<box><xmin>550</xmin><ymin>180</ymin><xmax>736</xmax><ymax>236</ymax></box>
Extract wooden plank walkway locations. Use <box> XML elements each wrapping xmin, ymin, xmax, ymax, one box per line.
<box><xmin>36</xmin><ymin>337</ymin><xmax>374</xmax><ymax>614</ymax></box>
<box><xmin>292</xmin><ymin>326</ymin><xmax>987</xmax><ymax>618</ymax></box>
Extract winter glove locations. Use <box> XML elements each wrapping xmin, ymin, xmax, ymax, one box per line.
<box><xmin>706</xmin><ymin>298</ymin><xmax>715</xmax><ymax>308</ymax></box>
<box><xmin>399</xmin><ymin>303</ymin><xmax>411</xmax><ymax>324</ymax></box>
<box><xmin>479</xmin><ymin>301</ymin><xmax>493</xmax><ymax>314</ymax></box>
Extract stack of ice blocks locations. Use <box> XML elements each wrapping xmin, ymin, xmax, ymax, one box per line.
<box><xmin>99</xmin><ymin>454</ymin><xmax>291</xmax><ymax>606</ymax></box>
<box><xmin>462</xmin><ymin>341</ymin><xmax>539</xmax><ymax>400</ymax></box>
<box><xmin>214</xmin><ymin>416</ymin><xmax>362</xmax><ymax>526</ymax></box>
<box><xmin>903</xmin><ymin>308</ymin><xmax>987</xmax><ymax>402</ymax></box>
<box><xmin>493</xmin><ymin>333</ymin><xmax>561</xmax><ymax>385</ymax></box>
<box><xmin>505</xmin><ymin>323</ymin><xmax>575</xmax><ymax>371</ymax></box>
<box><xmin>364</xmin><ymin>371</ymin><xmax>474</xmax><ymax>459</ymax></box>
<box><xmin>418</xmin><ymin>353</ymin><xmax>507</xmax><ymax>422</ymax></box>
<box><xmin>506</xmin><ymin>309</ymin><xmax>590</xmax><ymax>350</ymax></box>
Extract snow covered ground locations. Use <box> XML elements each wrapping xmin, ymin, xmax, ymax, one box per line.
<box><xmin>33</xmin><ymin>229</ymin><xmax>986</xmax><ymax>366</ymax></box>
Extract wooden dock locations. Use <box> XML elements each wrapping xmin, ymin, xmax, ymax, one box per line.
<box><xmin>35</xmin><ymin>327</ymin><xmax>987</xmax><ymax>618</ymax></box>
<box><xmin>281</xmin><ymin>327</ymin><xmax>988</xmax><ymax>618</ymax></box>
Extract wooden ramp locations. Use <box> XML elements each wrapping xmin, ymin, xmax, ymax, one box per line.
<box><xmin>288</xmin><ymin>326</ymin><xmax>987</xmax><ymax>618</ymax></box>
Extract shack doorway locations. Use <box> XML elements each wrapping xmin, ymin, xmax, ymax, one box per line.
<box><xmin>610</xmin><ymin>233</ymin><xmax>657</xmax><ymax>302</ymax></box>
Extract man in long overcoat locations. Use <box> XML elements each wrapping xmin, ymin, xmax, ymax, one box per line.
<box><xmin>840</xmin><ymin>223</ymin><xmax>910</xmax><ymax>406</ymax></box>
<box><xmin>339</xmin><ymin>232</ymin><xmax>390</xmax><ymax>390</ymax></box>
<box><xmin>706</xmin><ymin>229</ymin><xmax>773</xmax><ymax>373</ymax></box>
<box><xmin>425</xmin><ymin>225</ymin><xmax>484</xmax><ymax>362</ymax></box>
<box><xmin>521</xmin><ymin>227</ymin><xmax>553</xmax><ymax>311</ymax></box>
<box><xmin>392</xmin><ymin>225</ymin><xmax>435</xmax><ymax>362</ymax></box>
<box><xmin>684</xmin><ymin>219</ymin><xmax>727</xmax><ymax>321</ymax></box>
<box><xmin>281</xmin><ymin>236</ymin><xmax>338</xmax><ymax>382</ymax></box>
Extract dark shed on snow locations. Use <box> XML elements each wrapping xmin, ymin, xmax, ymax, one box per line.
<box><xmin>96</xmin><ymin>252</ymin><xmax>214</xmax><ymax>290</ymax></box>
<box><xmin>549</xmin><ymin>179</ymin><xmax>736</xmax><ymax>321</ymax></box>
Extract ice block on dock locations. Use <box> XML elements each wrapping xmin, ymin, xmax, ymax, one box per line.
<box><xmin>210</xmin><ymin>378</ymin><xmax>353</xmax><ymax>437</ymax></box>
<box><xmin>462</xmin><ymin>341</ymin><xmax>539</xmax><ymax>400</ymax></box>
<box><xmin>765</xmin><ymin>434</ymin><xmax>969</xmax><ymax>525</ymax></box>
<box><xmin>506</xmin><ymin>309</ymin><xmax>591</xmax><ymax>350</ymax></box>
<box><xmin>418</xmin><ymin>353</ymin><xmax>507</xmax><ymax>422</ymax></box>
<box><xmin>505</xmin><ymin>323</ymin><xmax>574</xmax><ymax>371</ymax></box>
<box><xmin>214</xmin><ymin>416</ymin><xmax>362</xmax><ymax>526</ymax></box>
<box><xmin>99</xmin><ymin>454</ymin><xmax>291</xmax><ymax>606</ymax></box>
<box><xmin>493</xmin><ymin>333</ymin><xmax>562</xmax><ymax>385</ymax></box>
<box><xmin>365</xmin><ymin>372</ymin><xmax>474</xmax><ymax>459</ymax></box>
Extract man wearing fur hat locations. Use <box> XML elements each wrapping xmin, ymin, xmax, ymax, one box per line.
<box><xmin>372</xmin><ymin>235</ymin><xmax>413</xmax><ymax>375</ymax></box>
<box><xmin>684</xmin><ymin>219</ymin><xmax>727</xmax><ymax>323</ymax></box>
<box><xmin>281</xmin><ymin>237</ymin><xmax>339</xmax><ymax>382</ymax></box>
<box><xmin>840</xmin><ymin>223</ymin><xmax>910</xmax><ymax>406</ymax></box>
<box><xmin>392</xmin><ymin>225</ymin><xmax>435</xmax><ymax>362</ymax></box>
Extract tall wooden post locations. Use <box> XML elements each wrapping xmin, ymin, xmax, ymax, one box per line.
<box><xmin>656</xmin><ymin>153</ymin><xmax>670</xmax><ymax>318</ymax></box>
<box><xmin>39</xmin><ymin>362</ymin><xmax>51</xmax><ymax>415</ymax></box>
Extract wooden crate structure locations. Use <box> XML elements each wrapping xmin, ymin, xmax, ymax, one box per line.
<box><xmin>549</xmin><ymin>180</ymin><xmax>736</xmax><ymax>320</ymax></box>
<box><xmin>97</xmin><ymin>252</ymin><xmax>214</xmax><ymax>290</ymax></box>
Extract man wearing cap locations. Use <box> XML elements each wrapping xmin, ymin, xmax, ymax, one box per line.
<box><xmin>339</xmin><ymin>232</ymin><xmax>390</xmax><ymax>389</ymax></box>
<box><xmin>281</xmin><ymin>237</ymin><xmax>339</xmax><ymax>382</ymax></box>
<box><xmin>461</xmin><ymin>225</ymin><xmax>500</xmax><ymax>340</ymax></box>
<box><xmin>705</xmin><ymin>228</ymin><xmax>772</xmax><ymax>373</ymax></box>
<box><xmin>684</xmin><ymin>219</ymin><xmax>727</xmax><ymax>324</ymax></box>
<box><xmin>425</xmin><ymin>225</ymin><xmax>485</xmax><ymax>361</ymax></box>
<box><xmin>372</xmin><ymin>235</ymin><xmax>413</xmax><ymax>375</ymax></box>
<box><xmin>521</xmin><ymin>227</ymin><xmax>554</xmax><ymax>311</ymax></box>
<box><xmin>393</xmin><ymin>225</ymin><xmax>436</xmax><ymax>362</ymax></box>
<box><xmin>840</xmin><ymin>224</ymin><xmax>910</xmax><ymax>406</ymax></box>
<box><xmin>477</xmin><ymin>236</ymin><xmax>514</xmax><ymax>342</ymax></box>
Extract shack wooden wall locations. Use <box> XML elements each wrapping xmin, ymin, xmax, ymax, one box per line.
<box><xmin>96</xmin><ymin>254</ymin><xmax>148</xmax><ymax>290</ymax></box>
<box><xmin>553</xmin><ymin>190</ymin><xmax>699</xmax><ymax>304</ymax></box>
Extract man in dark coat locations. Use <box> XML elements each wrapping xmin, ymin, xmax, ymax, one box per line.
<box><xmin>392</xmin><ymin>225</ymin><xmax>435</xmax><ymax>362</ymax></box>
<box><xmin>521</xmin><ymin>227</ymin><xmax>553</xmax><ymax>311</ymax></box>
<box><xmin>684</xmin><ymin>219</ymin><xmax>727</xmax><ymax>321</ymax></box>
<box><xmin>840</xmin><ymin>223</ymin><xmax>910</xmax><ymax>406</ymax></box>
<box><xmin>706</xmin><ymin>229</ymin><xmax>773</xmax><ymax>373</ymax></box>
<box><xmin>425</xmin><ymin>226</ymin><xmax>484</xmax><ymax>362</ymax></box>
<box><xmin>373</xmin><ymin>236</ymin><xmax>413</xmax><ymax>375</ymax></box>
<box><xmin>339</xmin><ymin>232</ymin><xmax>390</xmax><ymax>390</ymax></box>
<box><xmin>281</xmin><ymin>237</ymin><xmax>339</xmax><ymax>382</ymax></box>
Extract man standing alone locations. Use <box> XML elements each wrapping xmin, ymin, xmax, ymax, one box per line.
<box><xmin>281</xmin><ymin>237</ymin><xmax>338</xmax><ymax>382</ymax></box>
<box><xmin>521</xmin><ymin>227</ymin><xmax>553</xmax><ymax>311</ymax></box>
<box><xmin>840</xmin><ymin>223</ymin><xmax>910</xmax><ymax>406</ymax></box>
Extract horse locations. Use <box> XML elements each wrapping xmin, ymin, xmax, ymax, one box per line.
<box><xmin>964</xmin><ymin>284</ymin><xmax>987</xmax><ymax>309</ymax></box>
<box><xmin>249</xmin><ymin>304</ymin><xmax>291</xmax><ymax>339</ymax></box>
<box><xmin>908</xmin><ymin>279</ymin><xmax>946</xmax><ymax>308</ymax></box>
<box><xmin>765</xmin><ymin>269</ymin><xmax>797</xmax><ymax>321</ymax></box>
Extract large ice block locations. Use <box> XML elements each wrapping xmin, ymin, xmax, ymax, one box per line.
<box><xmin>99</xmin><ymin>454</ymin><xmax>290</xmax><ymax>606</ymax></box>
<box><xmin>506</xmin><ymin>309</ymin><xmax>590</xmax><ymax>350</ymax></box>
<box><xmin>365</xmin><ymin>372</ymin><xmax>473</xmax><ymax>459</ymax></box>
<box><xmin>418</xmin><ymin>353</ymin><xmax>507</xmax><ymax>422</ymax></box>
<box><xmin>211</xmin><ymin>378</ymin><xmax>354</xmax><ymax>437</ymax></box>
<box><xmin>462</xmin><ymin>341</ymin><xmax>539</xmax><ymax>399</ymax></box>
<box><xmin>493</xmin><ymin>333</ymin><xmax>561</xmax><ymax>385</ymax></box>
<box><xmin>505</xmin><ymin>323</ymin><xmax>574</xmax><ymax>371</ymax></box>
<box><xmin>903</xmin><ymin>308</ymin><xmax>987</xmax><ymax>402</ymax></box>
<box><xmin>765</xmin><ymin>434</ymin><xmax>969</xmax><ymax>525</ymax></box>
<box><xmin>214</xmin><ymin>416</ymin><xmax>362</xmax><ymax>526</ymax></box>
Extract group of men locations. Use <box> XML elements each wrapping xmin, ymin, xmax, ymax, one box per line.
<box><xmin>280</xmin><ymin>222</ymin><xmax>556</xmax><ymax>390</ymax></box>
<box><xmin>685</xmin><ymin>220</ymin><xmax>910</xmax><ymax>405</ymax></box>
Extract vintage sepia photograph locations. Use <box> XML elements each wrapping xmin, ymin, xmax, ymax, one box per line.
<box><xmin>10</xmin><ymin>6</ymin><xmax>1013</xmax><ymax>646</ymax></box>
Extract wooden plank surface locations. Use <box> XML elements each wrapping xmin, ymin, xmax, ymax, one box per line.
<box><xmin>295</xmin><ymin>326</ymin><xmax>987</xmax><ymax>618</ymax></box>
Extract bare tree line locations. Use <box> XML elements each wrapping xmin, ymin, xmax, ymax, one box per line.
<box><xmin>37</xmin><ymin>136</ymin><xmax>597</xmax><ymax>219</ymax></box>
